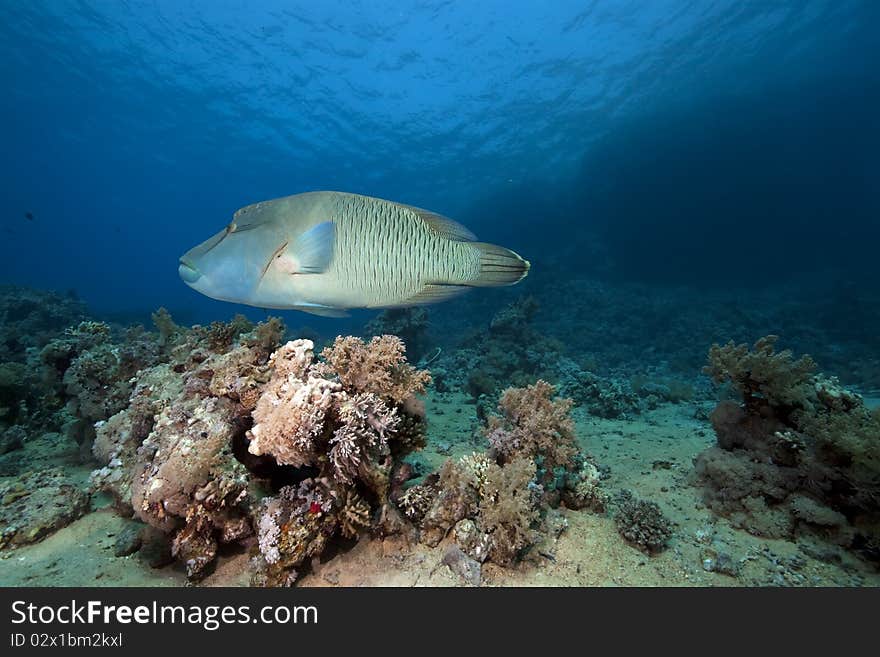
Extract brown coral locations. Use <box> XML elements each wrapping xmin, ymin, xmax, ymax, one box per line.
<box><xmin>479</xmin><ymin>456</ymin><xmax>539</xmax><ymax>566</ymax></box>
<box><xmin>487</xmin><ymin>379</ymin><xmax>579</xmax><ymax>480</ymax></box>
<box><xmin>315</xmin><ymin>334</ymin><xmax>431</xmax><ymax>404</ymax></box>
<box><xmin>696</xmin><ymin>336</ymin><xmax>880</xmax><ymax>559</ymax></box>
<box><xmin>704</xmin><ymin>335</ymin><xmax>816</xmax><ymax>411</ymax></box>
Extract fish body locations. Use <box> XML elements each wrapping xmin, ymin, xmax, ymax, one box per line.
<box><xmin>179</xmin><ymin>191</ymin><xmax>529</xmax><ymax>316</ymax></box>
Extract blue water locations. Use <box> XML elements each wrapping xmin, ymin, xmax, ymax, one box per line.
<box><xmin>0</xmin><ymin>1</ymin><xmax>877</xmax><ymax>330</ymax></box>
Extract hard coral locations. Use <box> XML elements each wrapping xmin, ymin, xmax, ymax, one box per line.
<box><xmin>614</xmin><ymin>489</ymin><xmax>673</xmax><ymax>554</ymax></box>
<box><xmin>89</xmin><ymin>315</ymin><xmax>286</xmax><ymax>578</ymax></box>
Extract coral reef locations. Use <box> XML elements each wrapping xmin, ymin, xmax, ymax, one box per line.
<box><xmin>247</xmin><ymin>335</ymin><xmax>430</xmax><ymax>585</ymax></box>
<box><xmin>693</xmin><ymin>336</ymin><xmax>880</xmax><ymax>560</ymax></box>
<box><xmin>435</xmin><ymin>296</ymin><xmax>565</xmax><ymax>400</ymax></box>
<box><xmin>398</xmin><ymin>380</ymin><xmax>606</xmax><ymax>570</ymax></box>
<box><xmin>37</xmin><ymin>321</ymin><xmax>163</xmax><ymax>449</ymax></box>
<box><xmin>90</xmin><ymin>315</ymin><xmax>287</xmax><ymax>578</ymax></box>
<box><xmin>554</xmin><ymin>356</ymin><xmax>641</xmax><ymax>418</ymax></box>
<box><xmin>0</xmin><ymin>286</ymin><xmax>88</xmax><ymax>363</ymax></box>
<box><xmin>4</xmin><ymin>305</ymin><xmax>434</xmax><ymax>581</ymax></box>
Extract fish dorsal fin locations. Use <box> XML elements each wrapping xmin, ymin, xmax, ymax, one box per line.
<box><xmin>290</xmin><ymin>221</ymin><xmax>335</xmax><ymax>274</ymax></box>
<box><xmin>405</xmin><ymin>205</ymin><xmax>477</xmax><ymax>241</ymax></box>
<box><xmin>378</xmin><ymin>284</ymin><xmax>471</xmax><ymax>308</ymax></box>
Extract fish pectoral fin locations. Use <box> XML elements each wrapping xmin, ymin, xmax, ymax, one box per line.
<box><xmin>393</xmin><ymin>284</ymin><xmax>471</xmax><ymax>307</ymax></box>
<box><xmin>291</xmin><ymin>221</ymin><xmax>335</xmax><ymax>274</ymax></box>
<box><xmin>406</xmin><ymin>206</ymin><xmax>477</xmax><ymax>241</ymax></box>
<box><xmin>292</xmin><ymin>302</ymin><xmax>349</xmax><ymax>318</ymax></box>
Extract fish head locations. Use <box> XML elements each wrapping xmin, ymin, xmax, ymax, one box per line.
<box><xmin>179</xmin><ymin>202</ymin><xmax>289</xmax><ymax>306</ymax></box>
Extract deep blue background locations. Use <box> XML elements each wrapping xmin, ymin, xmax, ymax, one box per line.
<box><xmin>1</xmin><ymin>1</ymin><xmax>877</xmax><ymax>330</ymax></box>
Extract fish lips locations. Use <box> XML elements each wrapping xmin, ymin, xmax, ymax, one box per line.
<box><xmin>178</xmin><ymin>258</ymin><xmax>201</xmax><ymax>284</ymax></box>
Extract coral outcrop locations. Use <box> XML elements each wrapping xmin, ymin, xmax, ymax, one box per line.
<box><xmin>90</xmin><ymin>315</ymin><xmax>284</xmax><ymax>578</ymax></box>
<box><xmin>613</xmin><ymin>489</ymin><xmax>673</xmax><ymax>554</ymax></box>
<box><xmin>398</xmin><ymin>380</ymin><xmax>606</xmax><ymax>569</ymax></box>
<box><xmin>693</xmin><ymin>336</ymin><xmax>880</xmax><ymax>560</ymax></box>
<box><xmin>249</xmin><ymin>335</ymin><xmax>430</xmax><ymax>585</ymax></box>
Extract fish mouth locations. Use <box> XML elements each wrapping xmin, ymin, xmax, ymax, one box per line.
<box><xmin>178</xmin><ymin>258</ymin><xmax>201</xmax><ymax>284</ymax></box>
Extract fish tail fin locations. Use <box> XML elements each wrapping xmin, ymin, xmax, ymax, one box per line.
<box><xmin>468</xmin><ymin>242</ymin><xmax>530</xmax><ymax>287</ymax></box>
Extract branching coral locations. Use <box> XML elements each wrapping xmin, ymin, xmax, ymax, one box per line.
<box><xmin>330</xmin><ymin>392</ymin><xmax>399</xmax><ymax>484</ymax></box>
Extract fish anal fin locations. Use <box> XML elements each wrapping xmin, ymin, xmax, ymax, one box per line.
<box><xmin>388</xmin><ymin>284</ymin><xmax>471</xmax><ymax>307</ymax></box>
<box><xmin>293</xmin><ymin>302</ymin><xmax>349</xmax><ymax>318</ymax></box>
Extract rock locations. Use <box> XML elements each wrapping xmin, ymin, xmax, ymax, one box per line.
<box><xmin>0</xmin><ymin>426</ymin><xmax>26</xmax><ymax>455</ymax></box>
<box><xmin>113</xmin><ymin>522</ymin><xmax>144</xmax><ymax>557</ymax></box>
<box><xmin>0</xmin><ymin>468</ymin><xmax>89</xmax><ymax>549</ymax></box>
<box><xmin>139</xmin><ymin>527</ymin><xmax>174</xmax><ymax>568</ymax></box>
<box><xmin>441</xmin><ymin>545</ymin><xmax>482</xmax><ymax>586</ymax></box>
<box><xmin>452</xmin><ymin>518</ymin><xmax>491</xmax><ymax>563</ymax></box>
<box><xmin>701</xmin><ymin>547</ymin><xmax>740</xmax><ymax>577</ymax></box>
